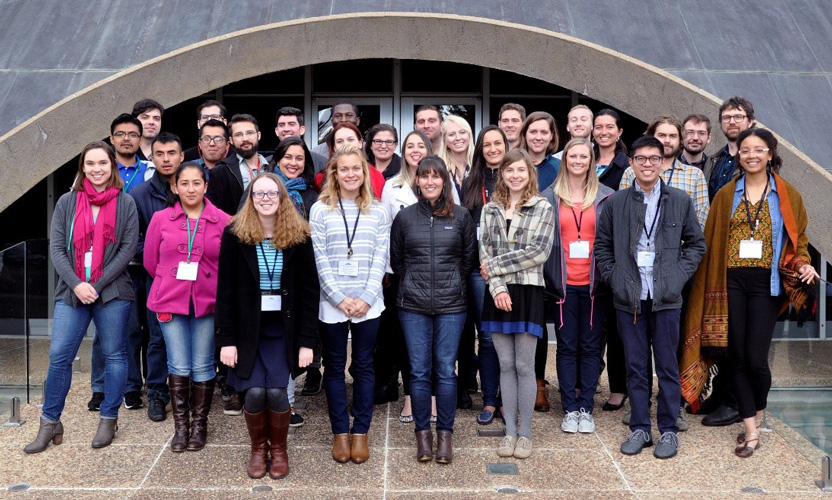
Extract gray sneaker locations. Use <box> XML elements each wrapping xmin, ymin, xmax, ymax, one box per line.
<box><xmin>677</xmin><ymin>407</ymin><xmax>689</xmax><ymax>432</ymax></box>
<box><xmin>654</xmin><ymin>431</ymin><xmax>679</xmax><ymax>459</ymax></box>
<box><xmin>561</xmin><ymin>411</ymin><xmax>579</xmax><ymax>433</ymax></box>
<box><xmin>620</xmin><ymin>429</ymin><xmax>653</xmax><ymax>455</ymax></box>
<box><xmin>577</xmin><ymin>409</ymin><xmax>595</xmax><ymax>433</ymax></box>
<box><xmin>621</xmin><ymin>410</ymin><xmax>631</xmax><ymax>425</ymax></box>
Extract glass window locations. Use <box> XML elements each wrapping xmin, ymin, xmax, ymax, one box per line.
<box><xmin>224</xmin><ymin>96</ymin><xmax>304</xmax><ymax>154</ymax></box>
<box><xmin>401</xmin><ymin>60</ymin><xmax>481</xmax><ymax>93</ymax></box>
<box><xmin>313</xmin><ymin>60</ymin><xmax>392</xmax><ymax>93</ymax></box>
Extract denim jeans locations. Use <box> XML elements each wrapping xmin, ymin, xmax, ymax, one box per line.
<box><xmin>468</xmin><ymin>272</ymin><xmax>500</xmax><ymax>407</ymax></box>
<box><xmin>399</xmin><ymin>310</ymin><xmax>466</xmax><ymax>432</ymax></box>
<box><xmin>145</xmin><ymin>275</ymin><xmax>169</xmax><ymax>402</ymax></box>
<box><xmin>158</xmin><ymin>312</ymin><xmax>216</xmax><ymax>383</ymax></box>
<box><xmin>43</xmin><ymin>299</ymin><xmax>130</xmax><ymax>421</ymax></box>
<box><xmin>321</xmin><ymin>318</ymin><xmax>380</xmax><ymax>435</ymax></box>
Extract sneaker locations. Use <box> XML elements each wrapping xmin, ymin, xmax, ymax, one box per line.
<box><xmin>561</xmin><ymin>411</ymin><xmax>579</xmax><ymax>433</ymax></box>
<box><xmin>221</xmin><ymin>384</ymin><xmax>233</xmax><ymax>403</ymax></box>
<box><xmin>577</xmin><ymin>409</ymin><xmax>596</xmax><ymax>433</ymax></box>
<box><xmin>677</xmin><ymin>407</ymin><xmax>689</xmax><ymax>432</ymax></box>
<box><xmin>124</xmin><ymin>391</ymin><xmax>143</xmax><ymax>410</ymax></box>
<box><xmin>620</xmin><ymin>429</ymin><xmax>653</xmax><ymax>455</ymax></box>
<box><xmin>513</xmin><ymin>436</ymin><xmax>532</xmax><ymax>459</ymax></box>
<box><xmin>147</xmin><ymin>397</ymin><xmax>167</xmax><ymax>422</ymax></box>
<box><xmin>223</xmin><ymin>393</ymin><xmax>243</xmax><ymax>416</ymax></box>
<box><xmin>289</xmin><ymin>408</ymin><xmax>305</xmax><ymax>428</ymax></box>
<box><xmin>496</xmin><ymin>435</ymin><xmax>516</xmax><ymax>457</ymax></box>
<box><xmin>87</xmin><ymin>392</ymin><xmax>104</xmax><ymax>412</ymax></box>
<box><xmin>621</xmin><ymin>410</ymin><xmax>631</xmax><ymax>425</ymax></box>
<box><xmin>654</xmin><ymin>431</ymin><xmax>679</xmax><ymax>459</ymax></box>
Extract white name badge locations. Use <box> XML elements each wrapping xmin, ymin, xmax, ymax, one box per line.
<box><xmin>84</xmin><ymin>251</ymin><xmax>92</xmax><ymax>268</ymax></box>
<box><xmin>476</xmin><ymin>224</ymin><xmax>482</xmax><ymax>241</ymax></box>
<box><xmin>338</xmin><ymin>260</ymin><xmax>359</xmax><ymax>277</ymax></box>
<box><xmin>176</xmin><ymin>261</ymin><xmax>199</xmax><ymax>281</ymax></box>
<box><xmin>739</xmin><ymin>239</ymin><xmax>763</xmax><ymax>259</ymax></box>
<box><xmin>637</xmin><ymin>251</ymin><xmax>655</xmax><ymax>267</ymax></box>
<box><xmin>261</xmin><ymin>293</ymin><xmax>282</xmax><ymax>311</ymax></box>
<box><xmin>569</xmin><ymin>240</ymin><xmax>590</xmax><ymax>259</ymax></box>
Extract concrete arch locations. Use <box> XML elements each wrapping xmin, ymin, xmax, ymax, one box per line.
<box><xmin>2</xmin><ymin>12</ymin><xmax>830</xmax><ymax>253</ymax></box>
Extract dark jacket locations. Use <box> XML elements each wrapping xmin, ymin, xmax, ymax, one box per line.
<box><xmin>129</xmin><ymin>171</ymin><xmax>174</xmax><ymax>258</ymax></box>
<box><xmin>703</xmin><ymin>145</ymin><xmax>741</xmax><ymax>201</ymax></box>
<box><xmin>390</xmin><ymin>200</ymin><xmax>477</xmax><ymax>315</ymax></box>
<box><xmin>215</xmin><ymin>228</ymin><xmax>320</xmax><ymax>379</ymax></box>
<box><xmin>461</xmin><ymin>164</ymin><xmax>499</xmax><ymax>229</ymax></box>
<box><xmin>379</xmin><ymin>154</ymin><xmax>402</xmax><ymax>180</ymax></box>
<box><xmin>593</xmin><ymin>181</ymin><xmax>706</xmax><ymax>314</ymax></box>
<box><xmin>206</xmin><ymin>155</ymin><xmax>245</xmax><ymax>215</ymax></box>
<box><xmin>598</xmin><ymin>150</ymin><xmax>629</xmax><ymax>191</ymax></box>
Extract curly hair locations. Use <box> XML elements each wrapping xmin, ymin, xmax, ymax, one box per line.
<box><xmin>231</xmin><ymin>172</ymin><xmax>310</xmax><ymax>249</ymax></box>
<box><xmin>491</xmin><ymin>149</ymin><xmax>540</xmax><ymax>208</ymax></box>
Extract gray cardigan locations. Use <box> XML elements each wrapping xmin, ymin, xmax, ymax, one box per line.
<box><xmin>51</xmin><ymin>190</ymin><xmax>139</xmax><ymax>306</ymax></box>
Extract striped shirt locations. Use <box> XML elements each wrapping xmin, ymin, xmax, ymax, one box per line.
<box><xmin>619</xmin><ymin>159</ymin><xmax>710</xmax><ymax>229</ymax></box>
<box><xmin>256</xmin><ymin>241</ymin><xmax>283</xmax><ymax>291</ymax></box>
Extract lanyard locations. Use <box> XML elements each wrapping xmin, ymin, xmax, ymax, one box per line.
<box><xmin>569</xmin><ymin>203</ymin><xmax>584</xmax><ymax>240</ymax></box>
<box><xmin>743</xmin><ymin>176</ymin><xmax>770</xmax><ymax>238</ymax></box>
<box><xmin>185</xmin><ymin>206</ymin><xmax>204</xmax><ymax>262</ymax></box>
<box><xmin>642</xmin><ymin>194</ymin><xmax>662</xmax><ymax>248</ymax></box>
<box><xmin>122</xmin><ymin>158</ymin><xmax>142</xmax><ymax>193</ymax></box>
<box><xmin>481</xmin><ymin>183</ymin><xmax>488</xmax><ymax>205</ymax></box>
<box><xmin>258</xmin><ymin>242</ymin><xmax>279</xmax><ymax>291</ymax></box>
<box><xmin>338</xmin><ymin>198</ymin><xmax>360</xmax><ymax>258</ymax></box>
<box><xmin>245</xmin><ymin>155</ymin><xmax>261</xmax><ymax>182</ymax></box>
<box><xmin>664</xmin><ymin>163</ymin><xmax>676</xmax><ymax>187</ymax></box>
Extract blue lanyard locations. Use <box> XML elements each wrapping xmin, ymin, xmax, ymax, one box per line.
<box><xmin>258</xmin><ymin>242</ymin><xmax>279</xmax><ymax>291</ymax></box>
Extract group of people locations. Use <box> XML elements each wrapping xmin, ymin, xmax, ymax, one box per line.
<box><xmin>23</xmin><ymin>94</ymin><xmax>818</xmax><ymax>476</ymax></box>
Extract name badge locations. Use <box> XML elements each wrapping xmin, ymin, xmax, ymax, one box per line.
<box><xmin>176</xmin><ymin>261</ymin><xmax>199</xmax><ymax>281</ymax></box>
<box><xmin>739</xmin><ymin>239</ymin><xmax>763</xmax><ymax>259</ymax></box>
<box><xmin>569</xmin><ymin>240</ymin><xmax>590</xmax><ymax>259</ymax></box>
<box><xmin>338</xmin><ymin>260</ymin><xmax>359</xmax><ymax>277</ymax></box>
<box><xmin>84</xmin><ymin>251</ymin><xmax>92</xmax><ymax>268</ymax></box>
<box><xmin>476</xmin><ymin>224</ymin><xmax>481</xmax><ymax>241</ymax></box>
<box><xmin>637</xmin><ymin>251</ymin><xmax>655</xmax><ymax>267</ymax></box>
<box><xmin>261</xmin><ymin>292</ymin><xmax>282</xmax><ymax>311</ymax></box>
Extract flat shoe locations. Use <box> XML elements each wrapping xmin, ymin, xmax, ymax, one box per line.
<box><xmin>399</xmin><ymin>412</ymin><xmax>413</xmax><ymax>423</ymax></box>
<box><xmin>602</xmin><ymin>395</ymin><xmax>627</xmax><ymax>411</ymax></box>
<box><xmin>477</xmin><ymin>409</ymin><xmax>495</xmax><ymax>425</ymax></box>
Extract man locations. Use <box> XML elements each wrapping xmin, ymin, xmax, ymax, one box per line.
<box><xmin>414</xmin><ymin>105</ymin><xmax>443</xmax><ymax>153</ymax></box>
<box><xmin>498</xmin><ymin>103</ymin><xmax>526</xmax><ymax>150</ymax></box>
<box><xmin>704</xmin><ymin>96</ymin><xmax>756</xmax><ymax>200</ymax></box>
<box><xmin>131</xmin><ymin>99</ymin><xmax>164</xmax><ymax>161</ymax></box>
<box><xmin>183</xmin><ymin>100</ymin><xmax>232</xmax><ymax>162</ymax></box>
<box><xmin>312</xmin><ymin>101</ymin><xmax>360</xmax><ymax>158</ymax></box>
<box><xmin>194</xmin><ymin>119</ymin><xmax>230</xmax><ymax>173</ymax></box>
<box><xmin>129</xmin><ymin>132</ymin><xmax>185</xmax><ymax>422</ymax></box>
<box><xmin>110</xmin><ymin>113</ymin><xmax>153</xmax><ymax>191</ymax></box>
<box><xmin>595</xmin><ymin>136</ymin><xmax>706</xmax><ymax>459</ymax></box>
<box><xmin>554</xmin><ymin>105</ymin><xmax>593</xmax><ymax>160</ymax></box>
<box><xmin>679</xmin><ymin>114</ymin><xmax>712</xmax><ymax>171</ymax></box>
<box><xmin>273</xmin><ymin>106</ymin><xmax>328</xmax><ymax>173</ymax></box>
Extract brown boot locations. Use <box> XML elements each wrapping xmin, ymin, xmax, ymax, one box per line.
<box><xmin>187</xmin><ymin>379</ymin><xmax>214</xmax><ymax>451</ymax></box>
<box><xmin>23</xmin><ymin>419</ymin><xmax>64</xmax><ymax>454</ymax></box>
<box><xmin>415</xmin><ymin>429</ymin><xmax>433</xmax><ymax>462</ymax></box>
<box><xmin>267</xmin><ymin>409</ymin><xmax>291</xmax><ymax>479</ymax></box>
<box><xmin>332</xmin><ymin>433</ymin><xmax>351</xmax><ymax>463</ymax></box>
<box><xmin>350</xmin><ymin>433</ymin><xmax>369</xmax><ymax>464</ymax></box>
<box><xmin>534</xmin><ymin>379</ymin><xmax>550</xmax><ymax>412</ymax></box>
<box><xmin>435</xmin><ymin>430</ymin><xmax>453</xmax><ymax>464</ymax></box>
<box><xmin>168</xmin><ymin>375</ymin><xmax>191</xmax><ymax>452</ymax></box>
<box><xmin>244</xmin><ymin>409</ymin><xmax>269</xmax><ymax>478</ymax></box>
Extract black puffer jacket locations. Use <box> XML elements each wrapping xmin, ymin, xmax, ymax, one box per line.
<box><xmin>390</xmin><ymin>199</ymin><xmax>477</xmax><ymax>315</ymax></box>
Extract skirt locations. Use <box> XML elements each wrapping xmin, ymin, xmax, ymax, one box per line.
<box><xmin>481</xmin><ymin>284</ymin><xmax>546</xmax><ymax>338</ymax></box>
<box><xmin>228</xmin><ymin>312</ymin><xmax>290</xmax><ymax>391</ymax></box>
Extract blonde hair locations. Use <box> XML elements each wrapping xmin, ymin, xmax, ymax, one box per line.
<box><xmin>392</xmin><ymin>130</ymin><xmax>431</xmax><ymax>188</ymax></box>
<box><xmin>231</xmin><ymin>173</ymin><xmax>310</xmax><ymax>248</ymax></box>
<box><xmin>439</xmin><ymin>115</ymin><xmax>474</xmax><ymax>181</ymax></box>
<box><xmin>492</xmin><ymin>149</ymin><xmax>540</xmax><ymax>208</ymax></box>
<box><xmin>317</xmin><ymin>145</ymin><xmax>375</xmax><ymax>213</ymax></box>
<box><xmin>553</xmin><ymin>138</ymin><xmax>600</xmax><ymax>210</ymax></box>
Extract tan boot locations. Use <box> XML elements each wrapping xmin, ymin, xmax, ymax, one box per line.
<box><xmin>332</xmin><ymin>433</ymin><xmax>351</xmax><ymax>463</ymax></box>
<box><xmin>23</xmin><ymin>419</ymin><xmax>64</xmax><ymax>454</ymax></box>
<box><xmin>350</xmin><ymin>433</ymin><xmax>369</xmax><ymax>464</ymax></box>
<box><xmin>534</xmin><ymin>379</ymin><xmax>550</xmax><ymax>412</ymax></box>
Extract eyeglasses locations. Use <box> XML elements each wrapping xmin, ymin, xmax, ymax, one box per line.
<box><xmin>113</xmin><ymin>131</ymin><xmax>140</xmax><ymax>140</ymax></box>
<box><xmin>372</xmin><ymin>139</ymin><xmax>396</xmax><ymax>146</ymax></box>
<box><xmin>252</xmin><ymin>190</ymin><xmax>280</xmax><ymax>200</ymax></box>
<box><xmin>199</xmin><ymin>114</ymin><xmax>223</xmax><ymax>121</ymax></box>
<box><xmin>684</xmin><ymin>130</ymin><xmax>709</xmax><ymax>138</ymax></box>
<box><xmin>232</xmin><ymin>130</ymin><xmax>258</xmax><ymax>139</ymax></box>
<box><xmin>633</xmin><ymin>155</ymin><xmax>662</xmax><ymax>166</ymax></box>
<box><xmin>199</xmin><ymin>135</ymin><xmax>226</xmax><ymax>145</ymax></box>
<box><xmin>739</xmin><ymin>147</ymin><xmax>770</xmax><ymax>156</ymax></box>
<box><xmin>721</xmin><ymin>114</ymin><xmax>747</xmax><ymax>123</ymax></box>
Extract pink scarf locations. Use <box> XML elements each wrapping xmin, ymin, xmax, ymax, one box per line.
<box><xmin>73</xmin><ymin>179</ymin><xmax>119</xmax><ymax>283</ymax></box>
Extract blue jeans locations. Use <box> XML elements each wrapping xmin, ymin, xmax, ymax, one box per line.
<box><xmin>469</xmin><ymin>272</ymin><xmax>500</xmax><ymax>407</ymax></box>
<box><xmin>321</xmin><ymin>318</ymin><xmax>380</xmax><ymax>435</ymax></box>
<box><xmin>43</xmin><ymin>299</ymin><xmax>130</xmax><ymax>421</ymax></box>
<box><xmin>158</xmin><ymin>313</ymin><xmax>216</xmax><ymax>383</ymax></box>
<box><xmin>555</xmin><ymin>285</ymin><xmax>606</xmax><ymax>413</ymax></box>
<box><xmin>145</xmin><ymin>276</ymin><xmax>169</xmax><ymax>402</ymax></box>
<box><xmin>399</xmin><ymin>310</ymin><xmax>466</xmax><ymax>432</ymax></box>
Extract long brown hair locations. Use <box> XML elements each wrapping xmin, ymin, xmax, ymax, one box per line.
<box><xmin>492</xmin><ymin>149</ymin><xmax>540</xmax><ymax>208</ymax></box>
<box><xmin>318</xmin><ymin>145</ymin><xmax>375</xmax><ymax>213</ymax></box>
<box><xmin>231</xmin><ymin>172</ymin><xmax>310</xmax><ymax>248</ymax></box>
<box><xmin>72</xmin><ymin>141</ymin><xmax>124</xmax><ymax>191</ymax></box>
<box><xmin>519</xmin><ymin>111</ymin><xmax>559</xmax><ymax>156</ymax></box>
<box><xmin>415</xmin><ymin>156</ymin><xmax>455</xmax><ymax>218</ymax></box>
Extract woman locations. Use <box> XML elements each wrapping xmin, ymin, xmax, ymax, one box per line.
<box><xmin>310</xmin><ymin>144</ymin><xmax>390</xmax><ymax>464</ymax></box>
<box><xmin>461</xmin><ymin>125</ymin><xmax>507</xmax><ymax>425</ymax></box>
<box><xmin>365</xmin><ymin>123</ymin><xmax>401</xmax><ymax>180</ymax></box>
<box><xmin>439</xmin><ymin>115</ymin><xmax>475</xmax><ymax>193</ymax></box>
<box><xmin>216</xmin><ymin>173</ymin><xmax>319</xmax><ymax>479</ymax></box>
<box><xmin>391</xmin><ymin>156</ymin><xmax>476</xmax><ymax>463</ymax></box>
<box><xmin>680</xmin><ymin>129</ymin><xmax>818</xmax><ymax>458</ymax></box>
<box><xmin>480</xmin><ymin>148</ymin><xmax>555</xmax><ymax>459</ymax></box>
<box><xmin>25</xmin><ymin>142</ymin><xmax>138</xmax><ymax>453</ymax></box>
<box><xmin>144</xmin><ymin>163</ymin><xmax>231</xmax><ymax>452</ymax></box>
<box><xmin>315</xmin><ymin>122</ymin><xmax>385</xmax><ymax>198</ymax></box>
<box><xmin>542</xmin><ymin>138</ymin><xmax>613</xmax><ymax>434</ymax></box>
<box><xmin>270</xmin><ymin>136</ymin><xmax>318</xmax><ymax>218</ymax></box>
<box><xmin>520</xmin><ymin>111</ymin><xmax>561</xmax><ymax>192</ymax></box>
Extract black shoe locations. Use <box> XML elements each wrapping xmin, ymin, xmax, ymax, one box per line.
<box><xmin>457</xmin><ymin>391</ymin><xmax>473</xmax><ymax>410</ymax></box>
<box><xmin>466</xmin><ymin>374</ymin><xmax>479</xmax><ymax>394</ymax></box>
<box><xmin>124</xmin><ymin>391</ymin><xmax>143</xmax><ymax>410</ymax></box>
<box><xmin>221</xmin><ymin>383</ymin><xmax>233</xmax><ymax>402</ymax></box>
<box><xmin>602</xmin><ymin>395</ymin><xmax>628</xmax><ymax>412</ymax></box>
<box><xmin>301</xmin><ymin>369</ymin><xmax>322</xmax><ymax>396</ymax></box>
<box><xmin>373</xmin><ymin>381</ymin><xmax>399</xmax><ymax>405</ymax></box>
<box><xmin>701</xmin><ymin>404</ymin><xmax>741</xmax><ymax>427</ymax></box>
<box><xmin>685</xmin><ymin>396</ymin><xmax>721</xmax><ymax>415</ymax></box>
<box><xmin>289</xmin><ymin>409</ymin><xmax>304</xmax><ymax>428</ymax></box>
<box><xmin>87</xmin><ymin>392</ymin><xmax>104</xmax><ymax>412</ymax></box>
<box><xmin>147</xmin><ymin>397</ymin><xmax>167</xmax><ymax>422</ymax></box>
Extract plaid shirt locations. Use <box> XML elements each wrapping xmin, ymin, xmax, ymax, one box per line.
<box><xmin>619</xmin><ymin>159</ymin><xmax>709</xmax><ymax>229</ymax></box>
<box><xmin>479</xmin><ymin>195</ymin><xmax>555</xmax><ymax>298</ymax></box>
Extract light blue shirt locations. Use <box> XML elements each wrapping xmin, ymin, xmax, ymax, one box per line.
<box><xmin>634</xmin><ymin>180</ymin><xmax>662</xmax><ymax>301</ymax></box>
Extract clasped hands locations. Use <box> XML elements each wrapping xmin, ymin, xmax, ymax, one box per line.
<box><xmin>337</xmin><ymin>297</ymin><xmax>370</xmax><ymax>318</ymax></box>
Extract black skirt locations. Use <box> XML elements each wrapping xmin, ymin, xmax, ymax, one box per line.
<box><xmin>228</xmin><ymin>312</ymin><xmax>290</xmax><ymax>391</ymax></box>
<box><xmin>481</xmin><ymin>284</ymin><xmax>546</xmax><ymax>338</ymax></box>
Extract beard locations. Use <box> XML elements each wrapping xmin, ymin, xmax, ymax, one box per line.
<box><xmin>238</xmin><ymin>142</ymin><xmax>259</xmax><ymax>159</ymax></box>
<box><xmin>664</xmin><ymin>145</ymin><xmax>680</xmax><ymax>159</ymax></box>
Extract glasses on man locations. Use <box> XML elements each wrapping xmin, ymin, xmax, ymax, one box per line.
<box><xmin>739</xmin><ymin>147</ymin><xmax>770</xmax><ymax>156</ymax></box>
<box><xmin>633</xmin><ymin>155</ymin><xmax>663</xmax><ymax>166</ymax></box>
<box><xmin>721</xmin><ymin>114</ymin><xmax>747</xmax><ymax>123</ymax></box>
<box><xmin>252</xmin><ymin>190</ymin><xmax>280</xmax><ymax>200</ymax></box>
<box><xmin>684</xmin><ymin>130</ymin><xmax>709</xmax><ymax>138</ymax></box>
<box><xmin>199</xmin><ymin>114</ymin><xmax>223</xmax><ymax>121</ymax></box>
<box><xmin>372</xmin><ymin>139</ymin><xmax>396</xmax><ymax>147</ymax></box>
<box><xmin>232</xmin><ymin>130</ymin><xmax>258</xmax><ymax>139</ymax></box>
<box><xmin>113</xmin><ymin>131</ymin><xmax>140</xmax><ymax>140</ymax></box>
<box><xmin>199</xmin><ymin>135</ymin><xmax>227</xmax><ymax>145</ymax></box>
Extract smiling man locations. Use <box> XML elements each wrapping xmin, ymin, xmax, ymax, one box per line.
<box><xmin>679</xmin><ymin>114</ymin><xmax>712</xmax><ymax>171</ymax></box>
<box><xmin>415</xmin><ymin>105</ymin><xmax>444</xmax><ymax>153</ymax></box>
<box><xmin>184</xmin><ymin>100</ymin><xmax>233</xmax><ymax>162</ymax></box>
<box><xmin>554</xmin><ymin>105</ymin><xmax>593</xmax><ymax>160</ymax></box>
<box><xmin>273</xmin><ymin>106</ymin><xmax>327</xmax><ymax>174</ymax></box>
<box><xmin>704</xmin><ymin>96</ymin><xmax>756</xmax><ymax>200</ymax></box>
<box><xmin>498</xmin><ymin>103</ymin><xmax>526</xmax><ymax>150</ymax></box>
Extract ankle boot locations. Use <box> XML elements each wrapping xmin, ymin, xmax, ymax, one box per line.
<box><xmin>23</xmin><ymin>419</ymin><xmax>64</xmax><ymax>453</ymax></box>
<box><xmin>187</xmin><ymin>379</ymin><xmax>215</xmax><ymax>451</ymax></box>
<box><xmin>332</xmin><ymin>433</ymin><xmax>351</xmax><ymax>463</ymax></box>
<box><xmin>435</xmin><ymin>430</ymin><xmax>453</xmax><ymax>464</ymax></box>
<box><xmin>350</xmin><ymin>433</ymin><xmax>369</xmax><ymax>464</ymax></box>
<box><xmin>91</xmin><ymin>418</ymin><xmax>118</xmax><ymax>448</ymax></box>
<box><xmin>244</xmin><ymin>409</ymin><xmax>269</xmax><ymax>478</ymax></box>
<box><xmin>168</xmin><ymin>375</ymin><xmax>191</xmax><ymax>452</ymax></box>
<box><xmin>267</xmin><ymin>409</ymin><xmax>291</xmax><ymax>479</ymax></box>
<box><xmin>534</xmin><ymin>379</ymin><xmax>550</xmax><ymax>412</ymax></box>
<box><xmin>415</xmin><ymin>429</ymin><xmax>433</xmax><ymax>462</ymax></box>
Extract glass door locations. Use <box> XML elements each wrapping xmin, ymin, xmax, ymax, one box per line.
<box><xmin>311</xmin><ymin>97</ymin><xmax>393</xmax><ymax>149</ymax></box>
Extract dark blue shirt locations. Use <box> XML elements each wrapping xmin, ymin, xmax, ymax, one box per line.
<box><xmin>537</xmin><ymin>154</ymin><xmax>561</xmax><ymax>192</ymax></box>
<box><xmin>118</xmin><ymin>155</ymin><xmax>149</xmax><ymax>194</ymax></box>
<box><xmin>707</xmin><ymin>145</ymin><xmax>736</xmax><ymax>201</ymax></box>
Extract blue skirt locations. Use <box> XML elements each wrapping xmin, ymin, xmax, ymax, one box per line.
<box><xmin>481</xmin><ymin>284</ymin><xmax>546</xmax><ymax>338</ymax></box>
<box><xmin>228</xmin><ymin>312</ymin><xmax>290</xmax><ymax>391</ymax></box>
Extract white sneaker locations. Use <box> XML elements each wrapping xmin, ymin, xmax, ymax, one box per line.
<box><xmin>513</xmin><ymin>436</ymin><xmax>532</xmax><ymax>459</ymax></box>
<box><xmin>497</xmin><ymin>435</ymin><xmax>516</xmax><ymax>457</ymax></box>
<box><xmin>561</xmin><ymin>411</ymin><xmax>579</xmax><ymax>433</ymax></box>
<box><xmin>578</xmin><ymin>408</ymin><xmax>596</xmax><ymax>433</ymax></box>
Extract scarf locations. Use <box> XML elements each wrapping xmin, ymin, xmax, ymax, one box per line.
<box><xmin>275</xmin><ymin>170</ymin><xmax>307</xmax><ymax>216</ymax></box>
<box><xmin>73</xmin><ymin>179</ymin><xmax>119</xmax><ymax>283</ymax></box>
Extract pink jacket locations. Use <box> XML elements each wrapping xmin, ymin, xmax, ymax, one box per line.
<box><xmin>144</xmin><ymin>199</ymin><xmax>232</xmax><ymax>317</ymax></box>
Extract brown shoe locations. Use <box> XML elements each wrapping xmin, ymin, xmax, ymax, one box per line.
<box><xmin>435</xmin><ymin>430</ymin><xmax>453</xmax><ymax>464</ymax></box>
<box><xmin>415</xmin><ymin>429</ymin><xmax>433</xmax><ymax>462</ymax></box>
<box><xmin>244</xmin><ymin>410</ymin><xmax>269</xmax><ymax>478</ymax></box>
<box><xmin>735</xmin><ymin>432</ymin><xmax>760</xmax><ymax>458</ymax></box>
<box><xmin>350</xmin><ymin>433</ymin><xmax>369</xmax><ymax>464</ymax></box>
<box><xmin>168</xmin><ymin>375</ymin><xmax>191</xmax><ymax>452</ymax></box>
<box><xmin>267</xmin><ymin>409</ymin><xmax>291</xmax><ymax>479</ymax></box>
<box><xmin>332</xmin><ymin>433</ymin><xmax>351</xmax><ymax>463</ymax></box>
<box><xmin>534</xmin><ymin>379</ymin><xmax>550</xmax><ymax>412</ymax></box>
<box><xmin>187</xmin><ymin>379</ymin><xmax>214</xmax><ymax>451</ymax></box>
